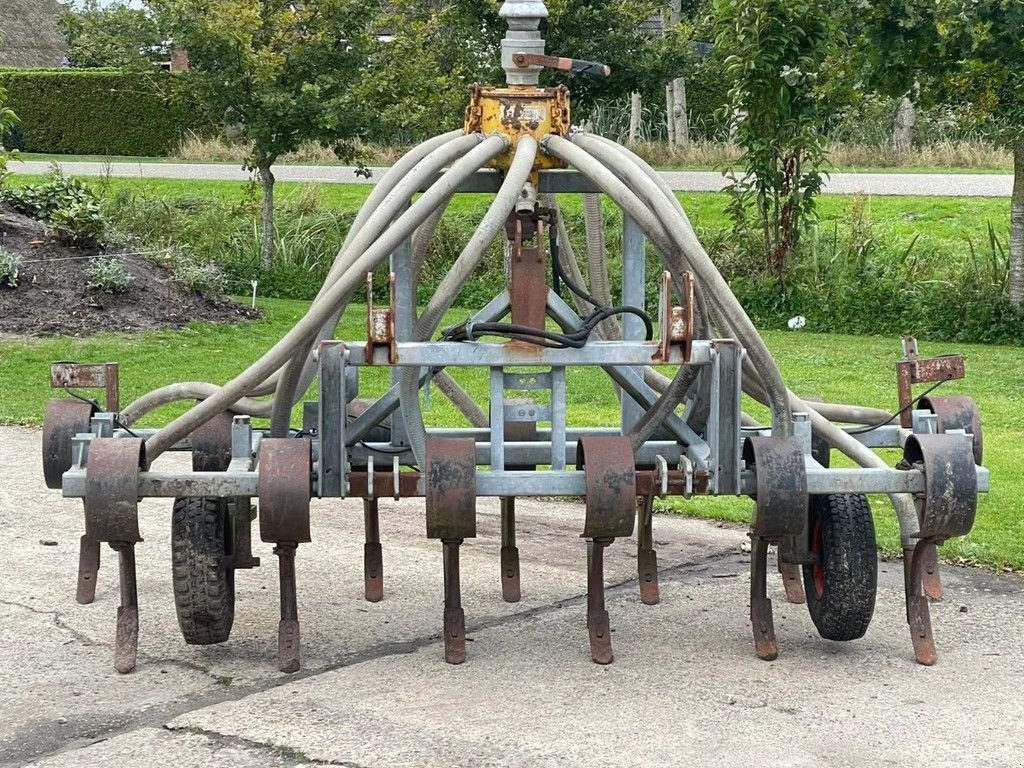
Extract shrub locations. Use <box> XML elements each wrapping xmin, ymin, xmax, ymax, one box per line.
<box><xmin>0</xmin><ymin>70</ymin><xmax>205</xmax><ymax>157</ymax></box>
<box><xmin>49</xmin><ymin>199</ymin><xmax>107</xmax><ymax>246</ymax></box>
<box><xmin>172</xmin><ymin>256</ymin><xmax>225</xmax><ymax>298</ymax></box>
<box><xmin>86</xmin><ymin>257</ymin><xmax>133</xmax><ymax>293</ymax></box>
<box><xmin>2</xmin><ymin>167</ymin><xmax>96</xmax><ymax>218</ymax></box>
<box><xmin>0</xmin><ymin>248</ymin><xmax>21</xmax><ymax>287</ymax></box>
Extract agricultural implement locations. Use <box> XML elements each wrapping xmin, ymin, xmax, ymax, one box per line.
<box><xmin>41</xmin><ymin>0</ymin><xmax>986</xmax><ymax>675</ymax></box>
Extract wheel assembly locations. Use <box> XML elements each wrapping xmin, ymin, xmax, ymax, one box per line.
<box><xmin>39</xmin><ymin>0</ymin><xmax>988</xmax><ymax>674</ymax></box>
<box><xmin>171</xmin><ymin>496</ymin><xmax>235</xmax><ymax>645</ymax></box>
<box><xmin>804</xmin><ymin>493</ymin><xmax>877</xmax><ymax>641</ymax></box>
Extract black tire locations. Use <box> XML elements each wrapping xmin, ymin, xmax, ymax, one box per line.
<box><xmin>802</xmin><ymin>493</ymin><xmax>877</xmax><ymax>641</ymax></box>
<box><xmin>171</xmin><ymin>496</ymin><xmax>235</xmax><ymax>645</ymax></box>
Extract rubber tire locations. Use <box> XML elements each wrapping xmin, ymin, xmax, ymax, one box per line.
<box><xmin>802</xmin><ymin>493</ymin><xmax>877</xmax><ymax>641</ymax></box>
<box><xmin>171</xmin><ymin>496</ymin><xmax>235</xmax><ymax>645</ymax></box>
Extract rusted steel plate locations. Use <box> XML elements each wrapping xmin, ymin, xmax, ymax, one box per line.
<box><xmin>84</xmin><ymin>438</ymin><xmax>144</xmax><ymax>543</ymax></box>
<box><xmin>509</xmin><ymin>217</ymin><xmax>548</xmax><ymax>332</ymax></box>
<box><xmin>258</xmin><ymin>438</ymin><xmax>312</xmax><ymax>544</ymax></box>
<box><xmin>191</xmin><ymin>410</ymin><xmax>234</xmax><ymax>472</ymax></box>
<box><xmin>903</xmin><ymin>433</ymin><xmax>977</xmax><ymax>539</ymax></box>
<box><xmin>743</xmin><ymin>436</ymin><xmax>808</xmax><ymax>539</ymax></box>
<box><xmin>578</xmin><ymin>436</ymin><xmax>636</xmax><ymax>540</ymax></box>
<box><xmin>919</xmin><ymin>395</ymin><xmax>983</xmax><ymax>465</ymax></box>
<box><xmin>42</xmin><ymin>398</ymin><xmax>95</xmax><ymax>489</ymax></box>
<box><xmin>50</xmin><ymin>362</ymin><xmax>119</xmax><ymax>411</ymax></box>
<box><xmin>425</xmin><ymin>438</ymin><xmax>477</xmax><ymax>540</ymax></box>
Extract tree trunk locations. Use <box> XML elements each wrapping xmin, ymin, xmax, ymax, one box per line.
<box><xmin>1009</xmin><ymin>140</ymin><xmax>1024</xmax><ymax>304</ymax></box>
<box><xmin>673</xmin><ymin>77</ymin><xmax>689</xmax><ymax>147</ymax></box>
<box><xmin>628</xmin><ymin>92</ymin><xmax>642</xmax><ymax>146</ymax></box>
<box><xmin>891</xmin><ymin>96</ymin><xmax>916</xmax><ymax>154</ymax></box>
<box><xmin>258</xmin><ymin>160</ymin><xmax>276</xmax><ymax>270</ymax></box>
<box><xmin>666</xmin><ymin>84</ymin><xmax>676</xmax><ymax>147</ymax></box>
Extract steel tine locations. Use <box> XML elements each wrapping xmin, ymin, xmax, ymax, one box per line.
<box><xmin>749</xmin><ymin>537</ymin><xmax>778</xmax><ymax>661</ymax></box>
<box><xmin>777</xmin><ymin>539</ymin><xmax>806</xmax><ymax>605</ymax></box>
<box><xmin>76</xmin><ymin>534</ymin><xmax>101</xmax><ymax>605</ymax></box>
<box><xmin>921</xmin><ymin>542</ymin><xmax>943</xmax><ymax>600</ymax></box>
<box><xmin>637</xmin><ymin>493</ymin><xmax>659</xmax><ymax>605</ymax></box>
<box><xmin>500</xmin><ymin>497</ymin><xmax>521</xmax><ymax>603</ymax></box>
<box><xmin>904</xmin><ymin>544</ymin><xmax>937</xmax><ymax>666</ymax></box>
<box><xmin>276</xmin><ymin>543</ymin><xmax>301</xmax><ymax>673</ymax></box>
<box><xmin>442</xmin><ymin>539</ymin><xmax>467</xmax><ymax>664</ymax></box>
<box><xmin>587</xmin><ymin>538</ymin><xmax>613</xmax><ymax>664</ymax></box>
<box><xmin>364</xmin><ymin>498</ymin><xmax>384</xmax><ymax>603</ymax></box>
<box><xmin>112</xmin><ymin>542</ymin><xmax>138</xmax><ymax>674</ymax></box>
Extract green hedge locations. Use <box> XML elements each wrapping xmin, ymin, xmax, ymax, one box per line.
<box><xmin>0</xmin><ymin>69</ymin><xmax>203</xmax><ymax>156</ymax></box>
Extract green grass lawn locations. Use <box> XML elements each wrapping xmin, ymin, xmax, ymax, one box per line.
<box><xmin>1</xmin><ymin>298</ymin><xmax>1020</xmax><ymax>569</ymax></box>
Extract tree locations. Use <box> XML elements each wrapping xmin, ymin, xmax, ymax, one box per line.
<box><xmin>846</xmin><ymin>0</ymin><xmax>1024</xmax><ymax>303</ymax></box>
<box><xmin>61</xmin><ymin>1</ymin><xmax>166</xmax><ymax>69</ymax></box>
<box><xmin>712</xmin><ymin>0</ymin><xmax>837</xmax><ymax>277</ymax></box>
<box><xmin>147</xmin><ymin>0</ymin><xmax>371</xmax><ymax>269</ymax></box>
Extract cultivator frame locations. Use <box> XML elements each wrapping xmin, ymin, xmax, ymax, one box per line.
<box><xmin>39</xmin><ymin>0</ymin><xmax>987</xmax><ymax>676</ymax></box>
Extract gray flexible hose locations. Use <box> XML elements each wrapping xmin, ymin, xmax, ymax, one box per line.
<box><xmin>560</xmin><ymin>134</ymin><xmax>792</xmax><ymax>436</ymax></box>
<box><xmin>145</xmin><ymin>134</ymin><xmax>508</xmax><ymax>461</ymax></box>
<box><xmin>399</xmin><ymin>136</ymin><xmax>539</xmax><ymax>467</ymax></box>
<box><xmin>123</xmin><ymin>130</ymin><xmax>468</xmax><ymax>427</ymax></box>
<box><xmin>269</xmin><ymin>133</ymin><xmax>484</xmax><ymax>436</ymax></box>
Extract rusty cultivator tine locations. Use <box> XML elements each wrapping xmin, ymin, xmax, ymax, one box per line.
<box><xmin>259</xmin><ymin>438</ymin><xmax>312</xmax><ymax>674</ymax></box>
<box><xmin>76</xmin><ymin>535</ymin><xmax>101</xmax><ymax>605</ymax></box>
<box><xmin>586</xmin><ymin>538</ymin><xmax>614</xmax><ymax>664</ymax></box>
<box><xmin>904</xmin><ymin>543</ymin><xmax>936</xmax><ymax>666</ymax></box>
<box><xmin>275</xmin><ymin>543</ymin><xmax>301</xmax><ymax>673</ymax></box>
<box><xmin>637</xmin><ymin>493</ymin><xmax>659</xmax><ymax>605</ymax></box>
<box><xmin>777</xmin><ymin>539</ymin><xmax>806</xmax><ymax>605</ymax></box>
<box><xmin>364</xmin><ymin>498</ymin><xmax>384</xmax><ymax>603</ymax></box>
<box><xmin>111</xmin><ymin>542</ymin><xmax>140</xmax><ymax>674</ymax></box>
<box><xmin>500</xmin><ymin>497</ymin><xmax>521</xmax><ymax>603</ymax></box>
<box><xmin>442</xmin><ymin>540</ymin><xmax>467</xmax><ymax>664</ymax></box>
<box><xmin>749</xmin><ymin>537</ymin><xmax>777</xmax><ymax>661</ymax></box>
<box><xmin>920</xmin><ymin>542</ymin><xmax>943</xmax><ymax>601</ymax></box>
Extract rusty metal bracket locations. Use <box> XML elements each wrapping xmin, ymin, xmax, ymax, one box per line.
<box><xmin>919</xmin><ymin>395</ymin><xmax>983</xmax><ymax>465</ymax></box>
<box><xmin>43</xmin><ymin>399</ymin><xmax>96</xmax><ymax>490</ymax></box>
<box><xmin>191</xmin><ymin>410</ymin><xmax>234</xmax><ymax>472</ymax></box>
<box><xmin>365</xmin><ymin>271</ymin><xmax>397</xmax><ymax>365</ymax></box>
<box><xmin>578</xmin><ymin>436</ymin><xmax>637</xmax><ymax>540</ymax></box>
<box><xmin>896</xmin><ymin>337</ymin><xmax>965</xmax><ymax>428</ymax></box>
<box><xmin>50</xmin><ymin>361</ymin><xmax>120</xmax><ymax>413</ymax></box>
<box><xmin>743</xmin><ymin>437</ymin><xmax>808</xmax><ymax>540</ymax></box>
<box><xmin>655</xmin><ymin>271</ymin><xmax>694</xmax><ymax>363</ymax></box>
<box><xmin>903</xmin><ymin>433</ymin><xmax>978</xmax><ymax>541</ymax></box>
<box><xmin>258</xmin><ymin>438</ymin><xmax>312</xmax><ymax>673</ymax></box>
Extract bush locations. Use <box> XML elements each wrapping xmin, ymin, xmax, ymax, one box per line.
<box><xmin>0</xmin><ymin>248</ymin><xmax>21</xmax><ymax>287</ymax></box>
<box><xmin>86</xmin><ymin>256</ymin><xmax>133</xmax><ymax>293</ymax></box>
<box><xmin>0</xmin><ymin>70</ymin><xmax>204</xmax><ymax>157</ymax></box>
<box><xmin>2</xmin><ymin>167</ymin><xmax>109</xmax><ymax>245</ymax></box>
<box><xmin>172</xmin><ymin>256</ymin><xmax>225</xmax><ymax>298</ymax></box>
<box><xmin>49</xmin><ymin>198</ymin><xmax>107</xmax><ymax>245</ymax></box>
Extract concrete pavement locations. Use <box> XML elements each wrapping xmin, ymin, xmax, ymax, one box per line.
<box><xmin>11</xmin><ymin>160</ymin><xmax>1014</xmax><ymax>197</ymax></box>
<box><xmin>1</xmin><ymin>425</ymin><xmax>1022</xmax><ymax>767</ymax></box>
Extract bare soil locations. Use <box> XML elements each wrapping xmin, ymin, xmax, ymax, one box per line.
<box><xmin>0</xmin><ymin>205</ymin><xmax>258</xmax><ymax>337</ymax></box>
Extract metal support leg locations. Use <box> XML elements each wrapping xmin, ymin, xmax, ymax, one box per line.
<box><xmin>750</xmin><ymin>537</ymin><xmax>778</xmax><ymax>661</ymax></box>
<box><xmin>587</xmin><ymin>538</ymin><xmax>614</xmax><ymax>665</ymax></box>
<box><xmin>442</xmin><ymin>539</ymin><xmax>467</xmax><ymax>664</ymax></box>
<box><xmin>637</xmin><ymin>494</ymin><xmax>659</xmax><ymax>605</ymax></box>
<box><xmin>904</xmin><ymin>543</ymin><xmax>937</xmax><ymax>666</ymax></box>
<box><xmin>500</xmin><ymin>497</ymin><xmax>521</xmax><ymax>603</ymax></box>
<box><xmin>921</xmin><ymin>542</ymin><xmax>943</xmax><ymax>600</ymax></box>
<box><xmin>276</xmin><ymin>543</ymin><xmax>301</xmax><ymax>673</ymax></box>
<box><xmin>76</xmin><ymin>534</ymin><xmax>100</xmax><ymax>605</ymax></box>
<box><xmin>777</xmin><ymin>539</ymin><xmax>806</xmax><ymax>605</ymax></box>
<box><xmin>364</xmin><ymin>498</ymin><xmax>384</xmax><ymax>603</ymax></box>
<box><xmin>111</xmin><ymin>542</ymin><xmax>138</xmax><ymax>674</ymax></box>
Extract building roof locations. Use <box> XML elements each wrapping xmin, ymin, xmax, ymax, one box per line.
<box><xmin>0</xmin><ymin>0</ymin><xmax>68</xmax><ymax>69</ymax></box>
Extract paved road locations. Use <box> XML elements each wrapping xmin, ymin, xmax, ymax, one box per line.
<box><xmin>12</xmin><ymin>160</ymin><xmax>1013</xmax><ymax>197</ymax></box>
<box><xmin>2</xmin><ymin>425</ymin><xmax>1022</xmax><ymax>767</ymax></box>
